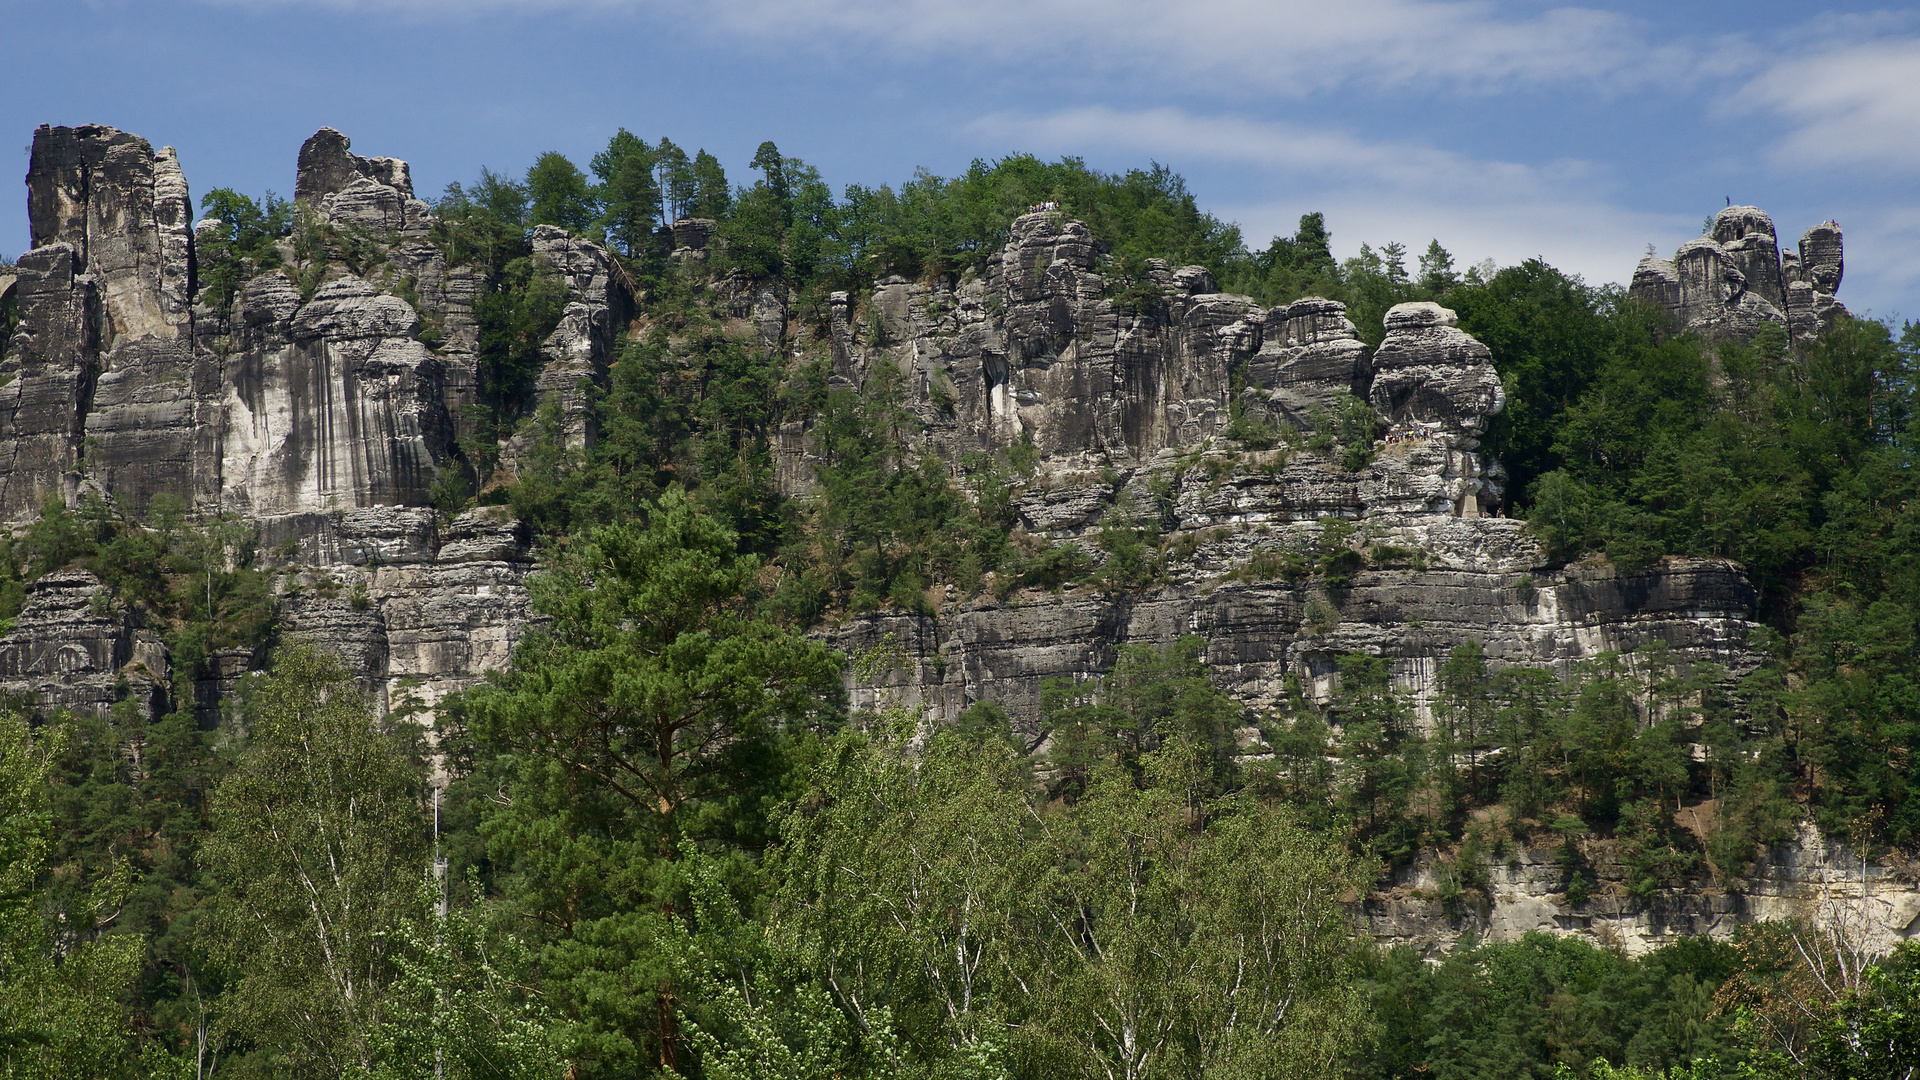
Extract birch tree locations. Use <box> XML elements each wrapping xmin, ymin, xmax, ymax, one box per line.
<box><xmin>202</xmin><ymin>645</ymin><xmax>427</xmax><ymax>1077</ymax></box>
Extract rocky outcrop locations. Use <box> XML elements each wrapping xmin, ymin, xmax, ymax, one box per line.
<box><xmin>0</xmin><ymin>124</ymin><xmax>631</xmax><ymax>528</ymax></box>
<box><xmin>1631</xmin><ymin>205</ymin><xmax>1847</xmax><ymax>344</ymax></box>
<box><xmin>822</xmin><ymin>214</ymin><xmax>1259</xmax><ymax>466</ymax></box>
<box><xmin>0</xmin><ymin>570</ymin><xmax>168</xmax><ymax>718</ymax></box>
<box><xmin>1245</xmin><ymin>297</ymin><xmax>1370</xmax><ymax>428</ymax></box>
<box><xmin>2</xmin><ymin>121</ymin><xmax>1885</xmax><ymax>958</ymax></box>
<box><xmin>3</xmin><ymin>125</ymin><xmax>203</xmax><ymax>520</ymax></box>
<box><xmin>273</xmin><ymin>505</ymin><xmax>536</xmax><ymax>716</ymax></box>
<box><xmin>295</xmin><ymin>127</ymin><xmax>417</xmax><ymax>208</ymax></box>
<box><xmin>520</xmin><ymin>225</ymin><xmax>632</xmax><ymax>454</ymax></box>
<box><xmin>221</xmin><ymin>274</ymin><xmax>450</xmax><ymax>516</ymax></box>
<box><xmin>0</xmin><ymin>123</ymin><xmax>634</xmax><ymax>723</ymax></box>
<box><xmin>828</xmin><ymin>518</ymin><xmax>1757</xmax><ymax>742</ymax></box>
<box><xmin>1368</xmin><ymin>823</ymin><xmax>1920</xmax><ymax>959</ymax></box>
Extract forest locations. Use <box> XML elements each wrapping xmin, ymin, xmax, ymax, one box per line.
<box><xmin>4</xmin><ymin>129</ymin><xmax>1920</xmax><ymax>1080</ymax></box>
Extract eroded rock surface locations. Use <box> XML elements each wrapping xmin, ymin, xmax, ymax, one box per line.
<box><xmin>1</xmin><ymin>123</ymin><xmax>1849</xmax><ymax>957</ymax></box>
<box><xmin>0</xmin><ymin>124</ymin><xmax>627</xmax><ymax>723</ymax></box>
<box><xmin>1631</xmin><ymin>205</ymin><xmax>1848</xmax><ymax>344</ymax></box>
<box><xmin>1368</xmin><ymin>823</ymin><xmax>1920</xmax><ymax>958</ymax></box>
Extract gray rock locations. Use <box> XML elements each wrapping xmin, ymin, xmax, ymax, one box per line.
<box><xmin>504</xmin><ymin>227</ymin><xmax>633</xmax><ymax>457</ymax></box>
<box><xmin>1367</xmin><ymin>822</ymin><xmax>1920</xmax><ymax>959</ymax></box>
<box><xmin>0</xmin><ymin>124</ymin><xmax>1891</xmax><ymax>957</ymax></box>
<box><xmin>1800</xmin><ymin>221</ymin><xmax>1844</xmax><ymax>292</ymax></box>
<box><xmin>0</xmin><ymin>242</ymin><xmax>97</xmax><ymax>518</ymax></box>
<box><xmin>671</xmin><ymin>217</ymin><xmax>716</xmax><ymax>254</ymax></box>
<box><xmin>828</xmin><ymin>550</ymin><xmax>1757</xmax><ymax>744</ymax></box>
<box><xmin>0</xmin><ymin>570</ymin><xmax>166</xmax><ymax>717</ymax></box>
<box><xmin>295</xmin><ymin>127</ymin><xmax>414</xmax><ymax>204</ymax></box>
<box><xmin>1712</xmin><ymin>206</ymin><xmax>1787</xmax><ymax>312</ymax></box>
<box><xmin>223</xmin><ymin>275</ymin><xmax>450</xmax><ymax>515</ymax></box>
<box><xmin>83</xmin><ymin>336</ymin><xmax>222</xmax><ymax>517</ymax></box>
<box><xmin>1631</xmin><ymin>256</ymin><xmax>1680</xmax><ymax>319</ymax></box>
<box><xmin>1367</xmin><ymin>302</ymin><xmax>1505</xmax><ymax>515</ymax></box>
<box><xmin>1628</xmin><ymin>205</ymin><xmax>1847</xmax><ymax>345</ymax></box>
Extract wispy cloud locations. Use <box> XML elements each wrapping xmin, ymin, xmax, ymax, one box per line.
<box><xmin>200</xmin><ymin>0</ymin><xmax>1686</xmax><ymax>98</ymax></box>
<box><xmin>971</xmin><ymin>105</ymin><xmax>1694</xmax><ymax>285</ymax></box>
<box><xmin>969</xmin><ymin>107</ymin><xmax>1589</xmax><ymax>197</ymax></box>
<box><xmin>1737</xmin><ymin>31</ymin><xmax>1920</xmax><ymax>173</ymax></box>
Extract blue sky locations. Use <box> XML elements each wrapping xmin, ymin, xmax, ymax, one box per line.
<box><xmin>4</xmin><ymin>0</ymin><xmax>1918</xmax><ymax>319</ymax></box>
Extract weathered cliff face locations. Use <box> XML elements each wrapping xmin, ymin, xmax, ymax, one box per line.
<box><xmin>1369</xmin><ymin>823</ymin><xmax>1920</xmax><ymax>959</ymax></box>
<box><xmin>0</xmin><ymin>124</ymin><xmax>630</xmax><ymax>722</ymax></box>
<box><xmin>220</xmin><ymin>273</ymin><xmax>450</xmax><ymax>517</ymax></box>
<box><xmin>1630</xmin><ymin>205</ymin><xmax>1847</xmax><ymax>343</ymax></box>
<box><xmin>824</xmin><ymin>516</ymin><xmax>1758</xmax><ymax>743</ymax></box>
<box><xmin>4</xmin><ymin>124</ymin><xmax>1866</xmax><ymax>956</ymax></box>
<box><xmin>3</xmin><ymin>126</ymin><xmax>198</xmax><ymax>521</ymax></box>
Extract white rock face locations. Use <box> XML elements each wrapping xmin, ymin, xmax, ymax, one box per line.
<box><xmin>1369</xmin><ymin>822</ymin><xmax>1920</xmax><ymax>958</ymax></box>
<box><xmin>218</xmin><ymin>275</ymin><xmax>448</xmax><ymax>516</ymax></box>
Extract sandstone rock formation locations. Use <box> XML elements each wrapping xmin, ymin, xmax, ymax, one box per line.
<box><xmin>0</xmin><ymin>122</ymin><xmax>1880</xmax><ymax>957</ymax></box>
<box><xmin>0</xmin><ymin>124</ymin><xmax>629</xmax><ymax>722</ymax></box>
<box><xmin>0</xmin><ymin>125</ymin><xmax>1757</xmax><ymax>743</ymax></box>
<box><xmin>1368</xmin><ymin>821</ymin><xmax>1920</xmax><ymax>958</ymax></box>
<box><xmin>1631</xmin><ymin>205</ymin><xmax>1847</xmax><ymax>343</ymax></box>
<box><xmin>1245</xmin><ymin>297</ymin><xmax>1369</xmax><ymax>428</ymax></box>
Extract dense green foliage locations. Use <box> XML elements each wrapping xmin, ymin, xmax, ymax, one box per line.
<box><xmin>196</xmin><ymin>188</ymin><xmax>294</xmax><ymax>320</ymax></box>
<box><xmin>449</xmin><ymin>490</ymin><xmax>842</xmax><ymax>1074</ymax></box>
<box><xmin>12</xmin><ymin>131</ymin><xmax>1920</xmax><ymax>1080</ymax></box>
<box><xmin>1361</xmin><ymin>933</ymin><xmax>1745</xmax><ymax>1080</ymax></box>
<box><xmin>0</xmin><ymin>714</ymin><xmax>142</xmax><ymax>1078</ymax></box>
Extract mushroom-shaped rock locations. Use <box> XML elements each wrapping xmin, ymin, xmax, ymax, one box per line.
<box><xmin>1246</xmin><ymin>297</ymin><xmax>1370</xmax><ymax>428</ymax></box>
<box><xmin>1368</xmin><ymin>302</ymin><xmax>1504</xmax><ymax>439</ymax></box>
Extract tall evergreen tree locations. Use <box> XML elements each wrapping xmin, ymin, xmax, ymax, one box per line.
<box><xmin>591</xmin><ymin>128</ymin><xmax>659</xmax><ymax>257</ymax></box>
<box><xmin>656</xmin><ymin>138</ymin><xmax>693</xmax><ymax>222</ymax></box>
<box><xmin>689</xmin><ymin>149</ymin><xmax>731</xmax><ymax>219</ymax></box>
<box><xmin>458</xmin><ymin>489</ymin><xmax>842</xmax><ymax>1075</ymax></box>
<box><xmin>525</xmin><ymin>151</ymin><xmax>595</xmax><ymax>233</ymax></box>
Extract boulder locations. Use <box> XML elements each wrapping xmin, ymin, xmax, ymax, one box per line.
<box><xmin>295</xmin><ymin>127</ymin><xmax>415</xmax><ymax>204</ymax></box>
<box><xmin>1246</xmin><ymin>297</ymin><xmax>1370</xmax><ymax>429</ymax></box>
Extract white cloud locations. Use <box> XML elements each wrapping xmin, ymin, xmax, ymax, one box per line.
<box><xmin>969</xmin><ymin>106</ymin><xmax>1587</xmax><ymax>199</ymax></box>
<box><xmin>1739</xmin><ymin>35</ymin><xmax>1920</xmax><ymax>172</ymax></box>
<box><xmin>1823</xmin><ymin>203</ymin><xmax>1920</xmax><ymax>322</ymax></box>
<box><xmin>201</xmin><ymin>0</ymin><xmax>1685</xmax><ymax>98</ymax></box>
<box><xmin>970</xmin><ymin>105</ymin><xmax>1691</xmax><ymax>286</ymax></box>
